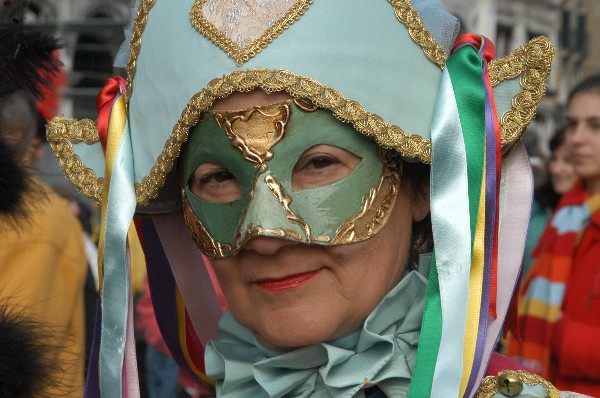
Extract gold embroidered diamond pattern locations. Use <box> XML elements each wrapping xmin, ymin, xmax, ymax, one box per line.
<box><xmin>190</xmin><ymin>0</ymin><xmax>312</xmax><ymax>66</ymax></box>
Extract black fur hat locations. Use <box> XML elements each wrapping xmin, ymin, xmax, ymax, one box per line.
<box><xmin>0</xmin><ymin>1</ymin><xmax>61</xmax><ymax>100</ymax></box>
<box><xmin>0</xmin><ymin>136</ymin><xmax>28</xmax><ymax>220</ymax></box>
<box><xmin>0</xmin><ymin>300</ymin><xmax>63</xmax><ymax>397</ymax></box>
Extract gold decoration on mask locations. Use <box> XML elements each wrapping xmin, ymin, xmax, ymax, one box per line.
<box><xmin>182</xmin><ymin>193</ymin><xmax>234</xmax><ymax>260</ymax></box>
<box><xmin>231</xmin><ymin>172</ymin><xmax>312</xmax><ymax>250</ymax></box>
<box><xmin>314</xmin><ymin>236</ymin><xmax>331</xmax><ymax>243</ymax></box>
<box><xmin>183</xmin><ymin>171</ymin><xmax>311</xmax><ymax>260</ymax></box>
<box><xmin>488</xmin><ymin>36</ymin><xmax>555</xmax><ymax>147</ymax></box>
<box><xmin>47</xmin><ymin>67</ymin><xmax>430</xmax><ymax>205</ymax></box>
<box><xmin>46</xmin><ymin>116</ymin><xmax>104</xmax><ymax>204</ymax></box>
<box><xmin>474</xmin><ymin>370</ymin><xmax>559</xmax><ymax>398</ymax></box>
<box><xmin>244</xmin><ymin>226</ymin><xmax>302</xmax><ymax>242</ymax></box>
<box><xmin>264</xmin><ymin>174</ymin><xmax>312</xmax><ymax>241</ymax></box>
<box><xmin>391</xmin><ymin>0</ymin><xmax>448</xmax><ymax>69</ymax></box>
<box><xmin>190</xmin><ymin>0</ymin><xmax>313</xmax><ymax>66</ymax></box>
<box><xmin>333</xmin><ymin>163</ymin><xmax>401</xmax><ymax>245</ymax></box>
<box><xmin>214</xmin><ymin>102</ymin><xmax>290</xmax><ymax>170</ymax></box>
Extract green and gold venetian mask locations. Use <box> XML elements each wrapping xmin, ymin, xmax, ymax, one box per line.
<box><xmin>181</xmin><ymin>99</ymin><xmax>401</xmax><ymax>260</ymax></box>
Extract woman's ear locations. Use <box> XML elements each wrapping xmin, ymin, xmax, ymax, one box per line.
<box><xmin>411</xmin><ymin>182</ymin><xmax>430</xmax><ymax>222</ymax></box>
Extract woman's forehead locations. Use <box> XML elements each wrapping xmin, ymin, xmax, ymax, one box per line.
<box><xmin>212</xmin><ymin>89</ymin><xmax>292</xmax><ymax>111</ymax></box>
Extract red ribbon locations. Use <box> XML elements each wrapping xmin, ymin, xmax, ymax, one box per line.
<box><xmin>452</xmin><ymin>33</ymin><xmax>495</xmax><ymax>64</ymax></box>
<box><xmin>96</xmin><ymin>76</ymin><xmax>127</xmax><ymax>156</ymax></box>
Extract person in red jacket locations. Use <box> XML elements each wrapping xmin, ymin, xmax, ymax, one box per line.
<box><xmin>551</xmin><ymin>74</ymin><xmax>600</xmax><ymax>395</ymax></box>
<box><xmin>508</xmin><ymin>74</ymin><xmax>600</xmax><ymax>397</ymax></box>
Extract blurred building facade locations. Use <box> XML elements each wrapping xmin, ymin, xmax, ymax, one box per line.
<box><xmin>444</xmin><ymin>0</ymin><xmax>600</xmax><ymax>151</ymax></box>
<box><xmin>20</xmin><ymin>0</ymin><xmax>131</xmax><ymax>191</ymax></box>
<box><xmin>23</xmin><ymin>0</ymin><xmax>131</xmax><ymax>120</ymax></box>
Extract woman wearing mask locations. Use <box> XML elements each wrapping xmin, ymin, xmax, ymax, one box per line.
<box><xmin>47</xmin><ymin>0</ymin><xmax>582</xmax><ymax>396</ymax></box>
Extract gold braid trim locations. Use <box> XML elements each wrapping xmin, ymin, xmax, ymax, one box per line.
<box><xmin>475</xmin><ymin>370</ymin><xmax>559</xmax><ymax>398</ymax></box>
<box><xmin>51</xmin><ymin>0</ymin><xmax>553</xmax><ymax>205</ymax></box>
<box><xmin>117</xmin><ymin>0</ymin><xmax>432</xmax><ymax>205</ymax></box>
<box><xmin>490</xmin><ymin>36</ymin><xmax>555</xmax><ymax>147</ymax></box>
<box><xmin>135</xmin><ymin>68</ymin><xmax>431</xmax><ymax>204</ymax></box>
<box><xmin>44</xmin><ymin>0</ymin><xmax>157</xmax><ymax>204</ymax></box>
<box><xmin>46</xmin><ymin>116</ymin><xmax>104</xmax><ymax>204</ymax></box>
<box><xmin>190</xmin><ymin>0</ymin><xmax>313</xmax><ymax>66</ymax></box>
<box><xmin>125</xmin><ymin>0</ymin><xmax>157</xmax><ymax>105</ymax></box>
<box><xmin>390</xmin><ymin>0</ymin><xmax>448</xmax><ymax>69</ymax></box>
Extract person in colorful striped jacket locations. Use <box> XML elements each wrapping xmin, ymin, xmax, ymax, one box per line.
<box><xmin>508</xmin><ymin>74</ymin><xmax>600</xmax><ymax>397</ymax></box>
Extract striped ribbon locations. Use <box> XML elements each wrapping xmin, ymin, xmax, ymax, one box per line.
<box><xmin>141</xmin><ymin>218</ymin><xmax>215</xmax><ymax>394</ymax></box>
<box><xmin>409</xmin><ymin>34</ymin><xmax>502</xmax><ymax>397</ymax></box>
<box><xmin>85</xmin><ymin>77</ymin><xmax>143</xmax><ymax>397</ymax></box>
<box><xmin>144</xmin><ymin>214</ymin><xmax>224</xmax><ymax>393</ymax></box>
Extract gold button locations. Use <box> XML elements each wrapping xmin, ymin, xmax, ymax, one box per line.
<box><xmin>497</xmin><ymin>373</ymin><xmax>524</xmax><ymax>397</ymax></box>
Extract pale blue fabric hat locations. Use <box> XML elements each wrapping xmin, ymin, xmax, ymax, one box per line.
<box><xmin>48</xmin><ymin>0</ymin><xmax>552</xmax><ymax>213</ymax></box>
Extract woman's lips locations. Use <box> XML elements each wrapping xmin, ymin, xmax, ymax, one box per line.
<box><xmin>253</xmin><ymin>269</ymin><xmax>323</xmax><ymax>291</ymax></box>
<box><xmin>571</xmin><ymin>153</ymin><xmax>589</xmax><ymax>163</ymax></box>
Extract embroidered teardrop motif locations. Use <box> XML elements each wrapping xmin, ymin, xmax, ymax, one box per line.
<box><xmin>190</xmin><ymin>0</ymin><xmax>313</xmax><ymax>66</ymax></box>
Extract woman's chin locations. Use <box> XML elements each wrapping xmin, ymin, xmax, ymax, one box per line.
<box><xmin>254</xmin><ymin>329</ymin><xmax>332</xmax><ymax>352</ymax></box>
<box><xmin>249</xmin><ymin>311</ymin><xmax>355</xmax><ymax>352</ymax></box>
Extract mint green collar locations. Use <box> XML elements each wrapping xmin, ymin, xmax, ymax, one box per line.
<box><xmin>205</xmin><ymin>270</ymin><xmax>427</xmax><ymax>397</ymax></box>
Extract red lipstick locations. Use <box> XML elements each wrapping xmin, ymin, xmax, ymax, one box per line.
<box><xmin>254</xmin><ymin>269</ymin><xmax>322</xmax><ymax>291</ymax></box>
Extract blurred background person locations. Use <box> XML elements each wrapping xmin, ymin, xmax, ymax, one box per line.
<box><xmin>52</xmin><ymin>183</ymin><xmax>99</xmax><ymax>370</ymax></box>
<box><xmin>547</xmin><ymin>129</ymin><xmax>579</xmax><ymax>200</ymax></box>
<box><xmin>507</xmin><ymin>74</ymin><xmax>600</xmax><ymax>396</ymax></box>
<box><xmin>0</xmin><ymin>14</ymin><xmax>88</xmax><ymax>397</ymax></box>
<box><xmin>522</xmin><ymin>127</ymin><xmax>578</xmax><ymax>278</ymax></box>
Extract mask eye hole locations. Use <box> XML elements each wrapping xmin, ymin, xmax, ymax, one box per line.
<box><xmin>291</xmin><ymin>144</ymin><xmax>361</xmax><ymax>191</ymax></box>
<box><xmin>189</xmin><ymin>162</ymin><xmax>241</xmax><ymax>203</ymax></box>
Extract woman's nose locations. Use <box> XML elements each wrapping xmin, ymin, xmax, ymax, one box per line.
<box><xmin>567</xmin><ymin>123</ymin><xmax>587</xmax><ymax>145</ymax></box>
<box><xmin>243</xmin><ymin>236</ymin><xmax>299</xmax><ymax>255</ymax></box>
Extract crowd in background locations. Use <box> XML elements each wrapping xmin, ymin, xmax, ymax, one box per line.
<box><xmin>504</xmin><ymin>74</ymin><xmax>600</xmax><ymax>396</ymax></box>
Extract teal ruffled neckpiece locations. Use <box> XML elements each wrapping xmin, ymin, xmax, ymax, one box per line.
<box><xmin>205</xmin><ymin>270</ymin><xmax>427</xmax><ymax>398</ymax></box>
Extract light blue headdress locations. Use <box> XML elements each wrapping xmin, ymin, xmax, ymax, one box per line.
<box><xmin>47</xmin><ymin>1</ymin><xmax>554</xmax><ymax>397</ymax></box>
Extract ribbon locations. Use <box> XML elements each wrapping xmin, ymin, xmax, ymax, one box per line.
<box><xmin>86</xmin><ymin>77</ymin><xmax>141</xmax><ymax>398</ymax></box>
<box><xmin>143</xmin><ymin>215</ymin><xmax>221</xmax><ymax>393</ymax></box>
<box><xmin>445</xmin><ymin>35</ymin><xmax>502</xmax><ymax>398</ymax></box>
<box><xmin>142</xmin><ymin>219</ymin><xmax>214</xmax><ymax>393</ymax></box>
<box><xmin>410</xmin><ymin>67</ymin><xmax>470</xmax><ymax>398</ymax></box>
<box><xmin>473</xmin><ymin>143</ymin><xmax>533</xmax><ymax>394</ymax></box>
<box><xmin>96</xmin><ymin>76</ymin><xmax>127</xmax><ymax>156</ymax></box>
<box><xmin>409</xmin><ymin>34</ymin><xmax>505</xmax><ymax>398</ymax></box>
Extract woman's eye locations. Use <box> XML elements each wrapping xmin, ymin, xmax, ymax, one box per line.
<box><xmin>207</xmin><ymin>170</ymin><xmax>235</xmax><ymax>183</ymax></box>
<box><xmin>292</xmin><ymin>145</ymin><xmax>361</xmax><ymax>191</ymax></box>
<box><xmin>190</xmin><ymin>163</ymin><xmax>241</xmax><ymax>202</ymax></box>
<box><xmin>301</xmin><ymin>155</ymin><xmax>335</xmax><ymax>170</ymax></box>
